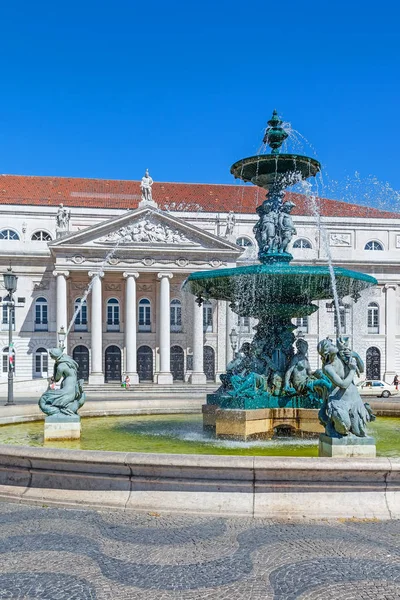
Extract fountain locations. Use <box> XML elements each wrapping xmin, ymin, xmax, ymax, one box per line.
<box><xmin>183</xmin><ymin>110</ymin><xmax>378</xmax><ymax>452</ymax></box>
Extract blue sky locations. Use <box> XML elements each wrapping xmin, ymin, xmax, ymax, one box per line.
<box><xmin>0</xmin><ymin>1</ymin><xmax>399</xmax><ymax>206</ymax></box>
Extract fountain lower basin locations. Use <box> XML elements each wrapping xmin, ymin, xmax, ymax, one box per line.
<box><xmin>184</xmin><ymin>264</ymin><xmax>377</xmax><ymax>317</ymax></box>
<box><xmin>0</xmin><ymin>413</ymin><xmax>398</xmax><ymax>519</ymax></box>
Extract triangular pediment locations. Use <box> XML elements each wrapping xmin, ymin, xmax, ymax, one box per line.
<box><xmin>49</xmin><ymin>206</ymin><xmax>241</xmax><ymax>254</ymax></box>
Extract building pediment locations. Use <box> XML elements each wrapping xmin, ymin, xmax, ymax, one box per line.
<box><xmin>49</xmin><ymin>206</ymin><xmax>242</xmax><ymax>259</ymax></box>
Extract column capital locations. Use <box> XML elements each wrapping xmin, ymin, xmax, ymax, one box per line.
<box><xmin>123</xmin><ymin>272</ymin><xmax>140</xmax><ymax>279</ymax></box>
<box><xmin>157</xmin><ymin>272</ymin><xmax>173</xmax><ymax>280</ymax></box>
<box><xmin>384</xmin><ymin>283</ymin><xmax>398</xmax><ymax>292</ymax></box>
<box><xmin>88</xmin><ymin>271</ymin><xmax>105</xmax><ymax>279</ymax></box>
<box><xmin>52</xmin><ymin>270</ymin><xmax>69</xmax><ymax>278</ymax></box>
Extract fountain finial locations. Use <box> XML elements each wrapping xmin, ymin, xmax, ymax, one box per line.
<box><xmin>263</xmin><ymin>110</ymin><xmax>288</xmax><ymax>155</ymax></box>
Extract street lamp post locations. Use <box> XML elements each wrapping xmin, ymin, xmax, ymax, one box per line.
<box><xmin>229</xmin><ymin>327</ymin><xmax>238</xmax><ymax>356</ymax></box>
<box><xmin>58</xmin><ymin>326</ymin><xmax>66</xmax><ymax>350</ymax></box>
<box><xmin>3</xmin><ymin>267</ymin><xmax>18</xmax><ymax>406</ymax></box>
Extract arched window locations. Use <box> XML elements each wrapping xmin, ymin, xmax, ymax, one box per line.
<box><xmin>170</xmin><ymin>299</ymin><xmax>182</xmax><ymax>332</ymax></box>
<box><xmin>138</xmin><ymin>298</ymin><xmax>151</xmax><ymax>332</ymax></box>
<box><xmin>31</xmin><ymin>231</ymin><xmax>52</xmax><ymax>241</ymax></box>
<box><xmin>34</xmin><ymin>297</ymin><xmax>48</xmax><ymax>331</ymax></box>
<box><xmin>367</xmin><ymin>302</ymin><xmax>379</xmax><ymax>334</ymax></box>
<box><xmin>365</xmin><ymin>241</ymin><xmax>383</xmax><ymax>251</ymax></box>
<box><xmin>236</xmin><ymin>237</ymin><xmax>253</xmax><ymax>247</ymax></box>
<box><xmin>0</xmin><ymin>229</ymin><xmax>19</xmax><ymax>240</ymax></box>
<box><xmin>203</xmin><ymin>301</ymin><xmax>213</xmax><ymax>333</ymax></box>
<box><xmin>2</xmin><ymin>346</ymin><xmax>15</xmax><ymax>374</ymax></box>
<box><xmin>74</xmin><ymin>297</ymin><xmax>88</xmax><ymax>331</ymax></box>
<box><xmin>35</xmin><ymin>347</ymin><xmax>48</xmax><ymax>377</ymax></box>
<box><xmin>293</xmin><ymin>239</ymin><xmax>312</xmax><ymax>249</ymax></box>
<box><xmin>107</xmin><ymin>298</ymin><xmax>120</xmax><ymax>331</ymax></box>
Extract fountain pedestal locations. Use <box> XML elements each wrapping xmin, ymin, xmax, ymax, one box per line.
<box><xmin>318</xmin><ymin>434</ymin><xmax>376</xmax><ymax>458</ymax></box>
<box><xmin>44</xmin><ymin>414</ymin><xmax>81</xmax><ymax>441</ymax></box>
<box><xmin>203</xmin><ymin>405</ymin><xmax>323</xmax><ymax>440</ymax></box>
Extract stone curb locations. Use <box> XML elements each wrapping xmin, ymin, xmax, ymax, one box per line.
<box><xmin>0</xmin><ymin>445</ymin><xmax>398</xmax><ymax>519</ymax></box>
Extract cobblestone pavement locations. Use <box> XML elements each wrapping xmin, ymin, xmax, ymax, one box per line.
<box><xmin>0</xmin><ymin>503</ymin><xmax>399</xmax><ymax>599</ymax></box>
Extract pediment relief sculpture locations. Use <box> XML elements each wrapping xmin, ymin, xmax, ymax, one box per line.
<box><xmin>97</xmin><ymin>219</ymin><xmax>195</xmax><ymax>245</ymax></box>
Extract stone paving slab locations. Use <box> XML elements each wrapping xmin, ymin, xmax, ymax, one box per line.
<box><xmin>0</xmin><ymin>502</ymin><xmax>398</xmax><ymax>598</ymax></box>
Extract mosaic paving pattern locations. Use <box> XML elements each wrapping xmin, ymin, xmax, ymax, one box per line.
<box><xmin>0</xmin><ymin>503</ymin><xmax>398</xmax><ymax>599</ymax></box>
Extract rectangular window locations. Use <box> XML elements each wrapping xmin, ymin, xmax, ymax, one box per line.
<box><xmin>170</xmin><ymin>306</ymin><xmax>182</xmax><ymax>329</ymax></box>
<box><xmin>139</xmin><ymin>307</ymin><xmax>151</xmax><ymax>326</ymax></box>
<box><xmin>295</xmin><ymin>316</ymin><xmax>309</xmax><ymax>334</ymax></box>
<box><xmin>237</xmin><ymin>316</ymin><xmax>250</xmax><ymax>333</ymax></box>
<box><xmin>203</xmin><ymin>306</ymin><xmax>213</xmax><ymax>332</ymax></box>
<box><xmin>107</xmin><ymin>305</ymin><xmax>120</xmax><ymax>331</ymax></box>
<box><xmin>334</xmin><ymin>309</ymin><xmax>346</xmax><ymax>334</ymax></box>
<box><xmin>75</xmin><ymin>305</ymin><xmax>87</xmax><ymax>325</ymax></box>
<box><xmin>2</xmin><ymin>303</ymin><xmax>15</xmax><ymax>329</ymax></box>
<box><xmin>367</xmin><ymin>309</ymin><xmax>379</xmax><ymax>333</ymax></box>
<box><xmin>35</xmin><ymin>303</ymin><xmax>48</xmax><ymax>331</ymax></box>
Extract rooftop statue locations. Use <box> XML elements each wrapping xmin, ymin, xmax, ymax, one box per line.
<box><xmin>56</xmin><ymin>203</ymin><xmax>71</xmax><ymax>235</ymax></box>
<box><xmin>140</xmin><ymin>169</ymin><xmax>154</xmax><ymax>204</ymax></box>
<box><xmin>317</xmin><ymin>337</ymin><xmax>375</xmax><ymax>438</ymax></box>
<box><xmin>225</xmin><ymin>211</ymin><xmax>236</xmax><ymax>237</ymax></box>
<box><xmin>39</xmin><ymin>348</ymin><xmax>85</xmax><ymax>417</ymax></box>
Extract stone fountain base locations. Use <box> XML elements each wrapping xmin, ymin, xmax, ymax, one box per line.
<box><xmin>203</xmin><ymin>404</ymin><xmax>323</xmax><ymax>440</ymax></box>
<box><xmin>319</xmin><ymin>434</ymin><xmax>376</xmax><ymax>458</ymax></box>
<box><xmin>44</xmin><ymin>415</ymin><xmax>81</xmax><ymax>441</ymax></box>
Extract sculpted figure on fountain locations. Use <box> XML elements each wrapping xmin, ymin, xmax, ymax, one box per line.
<box><xmin>254</xmin><ymin>197</ymin><xmax>297</xmax><ymax>259</ymax></box>
<box><xmin>39</xmin><ymin>348</ymin><xmax>86</xmax><ymax>417</ymax></box>
<box><xmin>283</xmin><ymin>337</ymin><xmax>331</xmax><ymax>408</ymax></box>
<box><xmin>278</xmin><ymin>201</ymin><xmax>297</xmax><ymax>253</ymax></box>
<box><xmin>317</xmin><ymin>337</ymin><xmax>375</xmax><ymax>438</ymax></box>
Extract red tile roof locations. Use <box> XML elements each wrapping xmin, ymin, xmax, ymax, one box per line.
<box><xmin>0</xmin><ymin>174</ymin><xmax>398</xmax><ymax>219</ymax></box>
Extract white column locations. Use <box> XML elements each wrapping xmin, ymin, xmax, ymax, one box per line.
<box><xmin>156</xmin><ymin>272</ymin><xmax>173</xmax><ymax>384</ymax></box>
<box><xmin>190</xmin><ymin>296</ymin><xmax>206</xmax><ymax>384</ymax></box>
<box><xmin>384</xmin><ymin>283</ymin><xmax>397</xmax><ymax>382</ymax></box>
<box><xmin>225</xmin><ymin>302</ymin><xmax>236</xmax><ymax>365</ymax></box>
<box><xmin>53</xmin><ymin>270</ymin><xmax>69</xmax><ymax>349</ymax></box>
<box><xmin>123</xmin><ymin>272</ymin><xmax>139</xmax><ymax>384</ymax></box>
<box><xmin>88</xmin><ymin>271</ymin><xmax>104</xmax><ymax>385</ymax></box>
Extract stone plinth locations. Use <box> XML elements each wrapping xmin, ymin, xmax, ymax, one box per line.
<box><xmin>44</xmin><ymin>415</ymin><xmax>81</xmax><ymax>441</ymax></box>
<box><xmin>203</xmin><ymin>405</ymin><xmax>323</xmax><ymax>440</ymax></box>
<box><xmin>319</xmin><ymin>433</ymin><xmax>376</xmax><ymax>458</ymax></box>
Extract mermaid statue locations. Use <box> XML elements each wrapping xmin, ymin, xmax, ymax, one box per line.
<box><xmin>39</xmin><ymin>348</ymin><xmax>86</xmax><ymax>417</ymax></box>
<box><xmin>317</xmin><ymin>337</ymin><xmax>375</xmax><ymax>438</ymax></box>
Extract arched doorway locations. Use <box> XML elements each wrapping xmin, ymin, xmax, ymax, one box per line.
<box><xmin>170</xmin><ymin>346</ymin><xmax>184</xmax><ymax>381</ymax></box>
<box><xmin>73</xmin><ymin>345</ymin><xmax>89</xmax><ymax>381</ymax></box>
<box><xmin>203</xmin><ymin>346</ymin><xmax>215</xmax><ymax>381</ymax></box>
<box><xmin>137</xmin><ymin>346</ymin><xmax>153</xmax><ymax>382</ymax></box>
<box><xmin>366</xmin><ymin>346</ymin><xmax>381</xmax><ymax>380</ymax></box>
<box><xmin>105</xmin><ymin>345</ymin><xmax>121</xmax><ymax>382</ymax></box>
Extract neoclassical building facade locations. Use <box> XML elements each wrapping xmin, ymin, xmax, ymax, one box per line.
<box><xmin>0</xmin><ymin>173</ymin><xmax>399</xmax><ymax>386</ymax></box>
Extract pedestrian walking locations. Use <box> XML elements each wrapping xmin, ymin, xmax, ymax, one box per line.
<box><xmin>393</xmin><ymin>374</ymin><xmax>399</xmax><ymax>390</ymax></box>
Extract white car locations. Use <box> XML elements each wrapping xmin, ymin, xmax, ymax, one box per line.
<box><xmin>356</xmin><ymin>380</ymin><xmax>398</xmax><ymax>398</ymax></box>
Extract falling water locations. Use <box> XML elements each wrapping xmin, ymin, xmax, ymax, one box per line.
<box><xmin>298</xmin><ymin>180</ymin><xmax>343</xmax><ymax>337</ymax></box>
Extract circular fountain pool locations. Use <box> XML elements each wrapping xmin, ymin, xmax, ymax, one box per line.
<box><xmin>0</xmin><ymin>414</ymin><xmax>399</xmax><ymax>457</ymax></box>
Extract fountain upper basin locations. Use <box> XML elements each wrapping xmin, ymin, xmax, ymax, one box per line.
<box><xmin>230</xmin><ymin>153</ymin><xmax>321</xmax><ymax>188</ymax></box>
<box><xmin>184</xmin><ymin>264</ymin><xmax>377</xmax><ymax>318</ymax></box>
